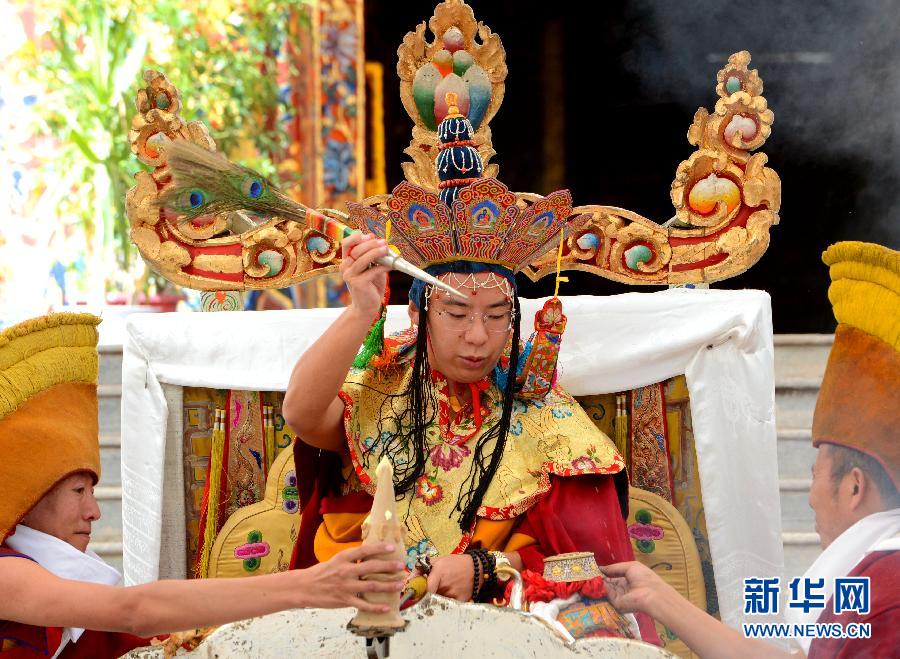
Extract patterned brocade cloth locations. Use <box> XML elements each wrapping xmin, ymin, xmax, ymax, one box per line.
<box><xmin>288</xmin><ymin>349</ymin><xmax>659</xmax><ymax>644</ymax></box>
<box><xmin>335</xmin><ymin>356</ymin><xmax>625</xmax><ymax>560</ymax></box>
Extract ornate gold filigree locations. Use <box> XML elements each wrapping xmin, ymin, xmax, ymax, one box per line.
<box><xmin>520</xmin><ymin>49</ymin><xmax>781</xmax><ymax>285</ymax></box>
<box><xmin>125</xmin><ymin>70</ymin><xmax>342</xmax><ymax>291</ymax></box>
<box><xmin>127</xmin><ymin>3</ymin><xmax>779</xmax><ymax>291</ymax></box>
<box><xmin>397</xmin><ymin>0</ymin><xmax>506</xmax><ymax>190</ymax></box>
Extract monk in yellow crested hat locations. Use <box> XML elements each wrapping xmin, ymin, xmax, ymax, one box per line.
<box><xmin>599</xmin><ymin>241</ymin><xmax>900</xmax><ymax>659</ymax></box>
<box><xmin>0</xmin><ymin>312</ymin><xmax>404</xmax><ymax>657</ymax></box>
<box><xmin>812</xmin><ymin>241</ymin><xmax>900</xmax><ymax>488</ymax></box>
<box><xmin>0</xmin><ymin>312</ymin><xmax>102</xmax><ymax>542</ymax></box>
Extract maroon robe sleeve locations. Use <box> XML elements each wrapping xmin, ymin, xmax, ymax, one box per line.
<box><xmin>808</xmin><ymin>549</ymin><xmax>900</xmax><ymax>659</ymax></box>
<box><xmin>290</xmin><ymin>437</ymin><xmax>345</xmax><ymax>569</ymax></box>
<box><xmin>514</xmin><ymin>473</ymin><xmax>661</xmax><ymax>645</ymax></box>
<box><xmin>58</xmin><ymin>630</ymin><xmax>152</xmax><ymax>658</ymax></box>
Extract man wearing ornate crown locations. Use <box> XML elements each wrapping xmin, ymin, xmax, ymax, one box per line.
<box><xmin>0</xmin><ymin>313</ymin><xmax>406</xmax><ymax>657</ymax></box>
<box><xmin>603</xmin><ymin>242</ymin><xmax>900</xmax><ymax>657</ymax></box>
<box><xmin>282</xmin><ymin>91</ymin><xmax>660</xmax><ymax>642</ymax></box>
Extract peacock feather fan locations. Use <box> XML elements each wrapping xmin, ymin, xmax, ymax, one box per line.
<box><xmin>158</xmin><ymin>140</ymin><xmax>309</xmax><ymax>224</ymax></box>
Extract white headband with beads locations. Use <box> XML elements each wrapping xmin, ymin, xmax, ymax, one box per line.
<box><xmin>423</xmin><ymin>271</ymin><xmax>515</xmax><ymax>311</ymax></box>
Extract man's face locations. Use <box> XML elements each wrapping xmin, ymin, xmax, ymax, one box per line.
<box><xmin>808</xmin><ymin>446</ymin><xmax>853</xmax><ymax>549</ymax></box>
<box><xmin>21</xmin><ymin>472</ymin><xmax>100</xmax><ymax>552</ymax></box>
<box><xmin>410</xmin><ymin>272</ymin><xmax>513</xmax><ymax>384</ymax></box>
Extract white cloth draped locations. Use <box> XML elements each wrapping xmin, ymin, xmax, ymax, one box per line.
<box><xmin>6</xmin><ymin>525</ymin><xmax>122</xmax><ymax>655</ymax></box>
<box><xmin>785</xmin><ymin>508</ymin><xmax>900</xmax><ymax>654</ymax></box>
<box><xmin>120</xmin><ymin>288</ymin><xmax>782</xmax><ymax>631</ymax></box>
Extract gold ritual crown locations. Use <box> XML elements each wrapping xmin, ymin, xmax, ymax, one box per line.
<box><xmin>126</xmin><ymin>0</ymin><xmax>780</xmax><ymax>291</ymax></box>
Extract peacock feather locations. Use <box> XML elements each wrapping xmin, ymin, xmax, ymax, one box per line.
<box><xmin>154</xmin><ymin>140</ymin><xmax>467</xmax><ymax>301</ymax></box>
<box><xmin>158</xmin><ymin>140</ymin><xmax>310</xmax><ymax>224</ymax></box>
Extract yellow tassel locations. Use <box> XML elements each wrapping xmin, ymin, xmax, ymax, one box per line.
<box><xmin>553</xmin><ymin>230</ymin><xmax>569</xmax><ymax>299</ymax></box>
<box><xmin>384</xmin><ymin>218</ymin><xmax>401</xmax><ymax>256</ymax></box>
<box><xmin>198</xmin><ymin>409</ymin><xmax>225</xmax><ymax>578</ymax></box>
<box><xmin>0</xmin><ymin>311</ymin><xmax>100</xmax><ymax>350</ymax></box>
<box><xmin>264</xmin><ymin>404</ymin><xmax>276</xmax><ymax>475</ymax></box>
<box><xmin>824</xmin><ymin>241</ymin><xmax>900</xmax><ymax>278</ymax></box>
<box><xmin>615</xmin><ymin>394</ymin><xmax>629</xmax><ymax>467</ymax></box>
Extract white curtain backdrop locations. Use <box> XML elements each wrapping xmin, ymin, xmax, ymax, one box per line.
<box><xmin>120</xmin><ymin>288</ymin><xmax>783</xmax><ymax>629</ymax></box>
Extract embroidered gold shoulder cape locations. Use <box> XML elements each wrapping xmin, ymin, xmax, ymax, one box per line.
<box><xmin>339</xmin><ymin>360</ymin><xmax>624</xmax><ymax>557</ymax></box>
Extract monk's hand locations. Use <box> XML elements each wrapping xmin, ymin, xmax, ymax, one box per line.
<box><xmin>425</xmin><ymin>554</ymin><xmax>476</xmax><ymax>601</ymax></box>
<box><xmin>299</xmin><ymin>543</ymin><xmax>405</xmax><ymax>612</ymax></box>
<box><xmin>340</xmin><ymin>232</ymin><xmax>389</xmax><ymax>323</ymax></box>
<box><xmin>601</xmin><ymin>561</ymin><xmax>671</xmax><ymax>617</ymax></box>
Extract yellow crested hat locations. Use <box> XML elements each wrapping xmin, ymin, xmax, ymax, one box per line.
<box><xmin>812</xmin><ymin>242</ymin><xmax>900</xmax><ymax>489</ymax></box>
<box><xmin>0</xmin><ymin>313</ymin><xmax>101</xmax><ymax>541</ymax></box>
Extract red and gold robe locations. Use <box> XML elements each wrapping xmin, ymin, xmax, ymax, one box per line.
<box><xmin>289</xmin><ymin>357</ymin><xmax>660</xmax><ymax>643</ymax></box>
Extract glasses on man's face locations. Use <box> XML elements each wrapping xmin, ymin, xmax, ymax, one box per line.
<box><xmin>432</xmin><ymin>306</ymin><xmax>516</xmax><ymax>333</ymax></box>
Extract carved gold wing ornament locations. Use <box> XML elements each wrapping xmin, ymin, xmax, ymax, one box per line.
<box><xmin>126</xmin><ymin>71</ymin><xmax>346</xmax><ymax>291</ymax></box>
<box><xmin>382</xmin><ymin>0</ymin><xmax>781</xmax><ymax>285</ymax></box>
<box><xmin>527</xmin><ymin>49</ymin><xmax>781</xmax><ymax>285</ymax></box>
<box><xmin>126</xmin><ymin>0</ymin><xmax>779</xmax><ymax>291</ymax></box>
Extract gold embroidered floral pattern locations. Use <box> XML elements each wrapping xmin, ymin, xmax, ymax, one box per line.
<box><xmin>339</xmin><ymin>361</ymin><xmax>624</xmax><ymax>557</ymax></box>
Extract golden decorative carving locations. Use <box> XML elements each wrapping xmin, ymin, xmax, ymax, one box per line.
<box><xmin>397</xmin><ymin>0</ymin><xmax>506</xmax><ymax>190</ymax></box>
<box><xmin>519</xmin><ymin>49</ymin><xmax>781</xmax><ymax>285</ymax></box>
<box><xmin>126</xmin><ymin>2</ymin><xmax>779</xmax><ymax>290</ymax></box>
<box><xmin>125</xmin><ymin>70</ymin><xmax>342</xmax><ymax>291</ymax></box>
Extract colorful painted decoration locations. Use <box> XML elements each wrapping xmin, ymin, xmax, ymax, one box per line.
<box><xmin>471</xmin><ymin>200</ymin><xmax>500</xmax><ymax>229</ymax></box>
<box><xmin>433</xmin><ymin>49</ymin><xmax>454</xmax><ymax>77</ymax></box>
<box><xmin>687</xmin><ymin>173</ymin><xmax>741</xmax><ymax>215</ymax></box>
<box><xmin>434</xmin><ymin>74</ymin><xmax>470</xmax><ymax>123</ymax></box>
<box><xmin>200</xmin><ymin>290</ymin><xmax>242</xmax><ymax>312</ymax></box>
<box><xmin>357</xmin><ymin>178</ymin><xmax>575</xmax><ymax>272</ymax></box>
<box><xmin>235</xmin><ymin>530</ymin><xmax>270</xmax><ymax>571</ymax></box>
<box><xmin>127</xmin><ymin>3</ymin><xmax>779</xmax><ymax>294</ymax></box>
<box><xmin>558</xmin><ymin>598</ymin><xmax>635</xmax><ymax>639</ymax></box>
<box><xmin>306</xmin><ymin>235</ymin><xmax>331</xmax><ymax>256</ymax></box>
<box><xmin>442</xmin><ymin>26</ymin><xmax>465</xmax><ymax>52</ymax></box>
<box><xmin>463</xmin><ymin>65</ymin><xmax>491</xmax><ymax>130</ymax></box>
<box><xmin>576</xmin><ymin>232</ymin><xmax>600</xmax><ymax>251</ymax></box>
<box><xmin>409</xmin><ymin>205</ymin><xmax>437</xmax><ymax>230</ymax></box>
<box><xmin>316</xmin><ymin>0</ymin><xmax>365</xmax><ymax>205</ymax></box>
<box><xmin>452</xmin><ymin>49</ymin><xmax>474</xmax><ymax>77</ymax></box>
<box><xmin>436</xmin><ymin>111</ymin><xmax>484</xmax><ymax>205</ymax></box>
<box><xmin>624</xmin><ymin>244</ymin><xmax>653</xmax><ymax>270</ymax></box>
<box><xmin>412</xmin><ymin>64</ymin><xmax>442</xmax><ymax>130</ymax></box>
<box><xmin>723</xmin><ymin>114</ymin><xmax>758</xmax><ymax>146</ymax></box>
<box><xmin>257</xmin><ymin>250</ymin><xmax>283</xmax><ymax>278</ymax></box>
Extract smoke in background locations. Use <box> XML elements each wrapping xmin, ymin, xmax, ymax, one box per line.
<box><xmin>555</xmin><ymin>0</ymin><xmax>900</xmax><ymax>331</ymax></box>
<box><xmin>620</xmin><ymin>0</ymin><xmax>900</xmax><ymax>245</ymax></box>
<box><xmin>369</xmin><ymin>0</ymin><xmax>899</xmax><ymax>331</ymax></box>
